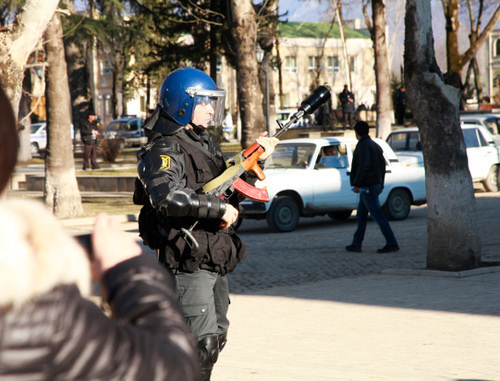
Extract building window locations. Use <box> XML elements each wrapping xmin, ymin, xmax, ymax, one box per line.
<box><xmin>308</xmin><ymin>56</ymin><xmax>321</xmax><ymax>71</ymax></box>
<box><xmin>349</xmin><ymin>56</ymin><xmax>356</xmax><ymax>73</ymax></box>
<box><xmin>327</xmin><ymin>56</ymin><xmax>340</xmax><ymax>72</ymax></box>
<box><xmin>216</xmin><ymin>57</ymin><xmax>222</xmax><ymax>73</ymax></box>
<box><xmin>496</xmin><ymin>39</ymin><xmax>500</xmax><ymax>57</ymax></box>
<box><xmin>101</xmin><ymin>61</ymin><xmax>113</xmax><ymax>75</ymax></box>
<box><xmin>285</xmin><ymin>56</ymin><xmax>297</xmax><ymax>72</ymax></box>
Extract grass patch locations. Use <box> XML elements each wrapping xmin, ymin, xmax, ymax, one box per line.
<box><xmin>80</xmin><ymin>196</ymin><xmax>140</xmax><ymax>217</ymax></box>
<box><xmin>7</xmin><ymin>193</ymin><xmax>139</xmax><ymax>219</ymax></box>
<box><xmin>75</xmin><ymin>167</ymin><xmax>138</xmax><ymax>176</ymax></box>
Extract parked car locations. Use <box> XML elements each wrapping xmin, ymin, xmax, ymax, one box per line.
<box><xmin>385</xmin><ymin>124</ymin><xmax>500</xmax><ymax>192</ymax></box>
<box><xmin>103</xmin><ymin>117</ymin><xmax>147</xmax><ymax>149</ymax></box>
<box><xmin>238</xmin><ymin>137</ymin><xmax>427</xmax><ymax>232</ymax></box>
<box><xmin>30</xmin><ymin>122</ymin><xmax>75</xmax><ymax>155</ymax></box>
<box><xmin>277</xmin><ymin>109</ymin><xmax>309</xmax><ymax>128</ymax></box>
<box><xmin>460</xmin><ymin>113</ymin><xmax>500</xmax><ymax>145</ymax></box>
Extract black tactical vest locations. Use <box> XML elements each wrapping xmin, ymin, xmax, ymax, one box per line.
<box><xmin>137</xmin><ymin>130</ymin><xmax>247</xmax><ymax>275</ymax></box>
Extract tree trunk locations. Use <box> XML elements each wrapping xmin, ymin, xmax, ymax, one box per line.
<box><xmin>372</xmin><ymin>0</ymin><xmax>393</xmax><ymax>139</ymax></box>
<box><xmin>44</xmin><ymin>11</ymin><xmax>84</xmax><ymax>218</ymax></box>
<box><xmin>405</xmin><ymin>0</ymin><xmax>480</xmax><ymax>271</ymax></box>
<box><xmin>230</xmin><ymin>0</ymin><xmax>266</xmax><ymax>148</ymax></box>
<box><xmin>18</xmin><ymin>70</ymin><xmax>33</xmax><ymax>161</ymax></box>
<box><xmin>0</xmin><ymin>0</ymin><xmax>60</xmax><ymax>161</ymax></box>
<box><xmin>65</xmin><ymin>40</ymin><xmax>92</xmax><ymax>137</ymax></box>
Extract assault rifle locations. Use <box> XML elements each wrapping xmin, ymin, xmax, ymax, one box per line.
<box><xmin>181</xmin><ymin>85</ymin><xmax>331</xmax><ymax>249</ymax></box>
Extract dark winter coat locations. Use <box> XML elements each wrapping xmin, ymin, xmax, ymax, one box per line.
<box><xmin>0</xmin><ymin>199</ymin><xmax>200</xmax><ymax>381</ymax></box>
<box><xmin>80</xmin><ymin>119</ymin><xmax>98</xmax><ymax>145</ymax></box>
<box><xmin>350</xmin><ymin>135</ymin><xmax>386</xmax><ymax>188</ymax></box>
<box><xmin>0</xmin><ymin>255</ymin><xmax>200</xmax><ymax>380</ymax></box>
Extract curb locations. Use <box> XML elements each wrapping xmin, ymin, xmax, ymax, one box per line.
<box><xmin>382</xmin><ymin>264</ymin><xmax>500</xmax><ymax>278</ymax></box>
<box><xmin>60</xmin><ymin>213</ymin><xmax>138</xmax><ymax>227</ymax></box>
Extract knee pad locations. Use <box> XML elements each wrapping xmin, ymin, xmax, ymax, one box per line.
<box><xmin>218</xmin><ymin>332</ymin><xmax>228</xmax><ymax>352</ymax></box>
<box><xmin>198</xmin><ymin>334</ymin><xmax>220</xmax><ymax>368</ymax></box>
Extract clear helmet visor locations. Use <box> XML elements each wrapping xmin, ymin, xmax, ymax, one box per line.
<box><xmin>188</xmin><ymin>88</ymin><xmax>226</xmax><ymax>127</ymax></box>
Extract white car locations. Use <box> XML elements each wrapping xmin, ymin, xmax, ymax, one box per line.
<box><xmin>460</xmin><ymin>113</ymin><xmax>500</xmax><ymax>145</ymax></box>
<box><xmin>239</xmin><ymin>137</ymin><xmax>427</xmax><ymax>232</ymax></box>
<box><xmin>386</xmin><ymin>125</ymin><xmax>500</xmax><ymax>192</ymax></box>
<box><xmin>277</xmin><ymin>109</ymin><xmax>309</xmax><ymax>128</ymax></box>
<box><xmin>30</xmin><ymin>122</ymin><xmax>75</xmax><ymax>155</ymax></box>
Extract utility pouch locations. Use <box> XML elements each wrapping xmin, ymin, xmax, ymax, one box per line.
<box><xmin>138</xmin><ymin>203</ymin><xmax>168</xmax><ymax>250</ymax></box>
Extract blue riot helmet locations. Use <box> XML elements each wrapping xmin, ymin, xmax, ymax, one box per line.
<box><xmin>159</xmin><ymin>68</ymin><xmax>226</xmax><ymax>126</ymax></box>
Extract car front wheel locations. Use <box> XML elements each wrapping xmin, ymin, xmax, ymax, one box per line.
<box><xmin>382</xmin><ymin>188</ymin><xmax>411</xmax><ymax>220</ymax></box>
<box><xmin>482</xmin><ymin>165</ymin><xmax>499</xmax><ymax>192</ymax></box>
<box><xmin>266</xmin><ymin>196</ymin><xmax>300</xmax><ymax>232</ymax></box>
<box><xmin>30</xmin><ymin>142</ymin><xmax>40</xmax><ymax>155</ymax></box>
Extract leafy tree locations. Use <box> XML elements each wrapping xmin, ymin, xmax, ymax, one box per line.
<box><xmin>0</xmin><ymin>0</ymin><xmax>60</xmax><ymax>162</ymax></box>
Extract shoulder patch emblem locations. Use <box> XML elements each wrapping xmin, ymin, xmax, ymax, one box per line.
<box><xmin>159</xmin><ymin>154</ymin><xmax>171</xmax><ymax>170</ymax></box>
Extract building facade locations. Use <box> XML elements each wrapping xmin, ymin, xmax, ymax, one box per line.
<box><xmin>487</xmin><ymin>28</ymin><xmax>500</xmax><ymax>105</ymax></box>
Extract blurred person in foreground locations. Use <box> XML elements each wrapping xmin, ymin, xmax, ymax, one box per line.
<box><xmin>134</xmin><ymin>68</ymin><xmax>278</xmax><ymax>380</ymax></box>
<box><xmin>0</xmin><ymin>85</ymin><xmax>201</xmax><ymax>380</ymax></box>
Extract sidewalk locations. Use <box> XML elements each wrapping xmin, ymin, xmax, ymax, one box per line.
<box><xmin>213</xmin><ymin>269</ymin><xmax>500</xmax><ymax>381</ymax></box>
<box><xmin>45</xmin><ymin>190</ymin><xmax>500</xmax><ymax>380</ymax></box>
<box><xmin>57</xmin><ymin>210</ymin><xmax>500</xmax><ymax>380</ymax></box>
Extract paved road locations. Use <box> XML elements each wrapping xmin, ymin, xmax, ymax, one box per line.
<box><xmin>63</xmin><ymin>191</ymin><xmax>500</xmax><ymax>294</ymax></box>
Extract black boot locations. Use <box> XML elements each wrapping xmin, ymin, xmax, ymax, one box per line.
<box><xmin>199</xmin><ymin>334</ymin><xmax>219</xmax><ymax>381</ymax></box>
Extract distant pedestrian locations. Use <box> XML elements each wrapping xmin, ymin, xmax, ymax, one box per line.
<box><xmin>338</xmin><ymin>84</ymin><xmax>355</xmax><ymax>130</ymax></box>
<box><xmin>395</xmin><ymin>87</ymin><xmax>407</xmax><ymax>125</ymax></box>
<box><xmin>80</xmin><ymin>112</ymin><xmax>100</xmax><ymax>170</ymax></box>
<box><xmin>345</xmin><ymin>121</ymin><xmax>399</xmax><ymax>254</ymax></box>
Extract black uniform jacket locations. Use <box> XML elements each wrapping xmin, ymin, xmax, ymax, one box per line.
<box><xmin>136</xmin><ymin>121</ymin><xmax>254</xmax><ymax>275</ymax></box>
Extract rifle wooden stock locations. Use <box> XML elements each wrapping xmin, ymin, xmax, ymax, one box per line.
<box><xmin>241</xmin><ymin>142</ymin><xmax>265</xmax><ymax>181</ymax></box>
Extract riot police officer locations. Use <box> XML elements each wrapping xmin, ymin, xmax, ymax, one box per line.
<box><xmin>134</xmin><ymin>68</ymin><xmax>277</xmax><ymax>380</ymax></box>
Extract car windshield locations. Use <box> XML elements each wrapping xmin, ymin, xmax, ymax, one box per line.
<box><xmin>463</xmin><ymin>128</ymin><xmax>487</xmax><ymax>148</ymax></box>
<box><xmin>31</xmin><ymin>124</ymin><xmax>44</xmax><ymax>134</ymax></box>
<box><xmin>277</xmin><ymin>112</ymin><xmax>291</xmax><ymax>122</ymax></box>
<box><xmin>108</xmin><ymin>120</ymin><xmax>139</xmax><ymax>132</ymax></box>
<box><xmin>264</xmin><ymin>143</ymin><xmax>316</xmax><ymax>169</ymax></box>
<box><xmin>387</xmin><ymin>131</ymin><xmax>420</xmax><ymax>151</ymax></box>
<box><xmin>484</xmin><ymin>117</ymin><xmax>500</xmax><ymax>135</ymax></box>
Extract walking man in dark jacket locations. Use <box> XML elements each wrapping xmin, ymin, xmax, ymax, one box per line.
<box><xmin>345</xmin><ymin>121</ymin><xmax>399</xmax><ymax>253</ymax></box>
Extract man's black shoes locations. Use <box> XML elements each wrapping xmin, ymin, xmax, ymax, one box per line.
<box><xmin>345</xmin><ymin>244</ymin><xmax>362</xmax><ymax>253</ymax></box>
<box><xmin>377</xmin><ymin>245</ymin><xmax>400</xmax><ymax>253</ymax></box>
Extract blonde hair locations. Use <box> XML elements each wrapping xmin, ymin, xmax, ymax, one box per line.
<box><xmin>0</xmin><ymin>199</ymin><xmax>91</xmax><ymax>308</ymax></box>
